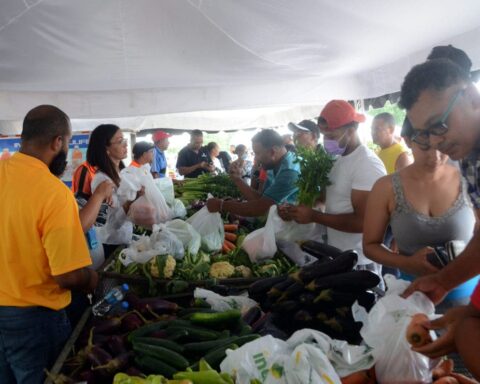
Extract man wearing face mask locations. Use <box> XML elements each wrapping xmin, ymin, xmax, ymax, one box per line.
<box><xmin>279</xmin><ymin>100</ymin><xmax>386</xmax><ymax>273</ymax></box>
<box><xmin>0</xmin><ymin>105</ymin><xmax>98</xmax><ymax>384</ymax></box>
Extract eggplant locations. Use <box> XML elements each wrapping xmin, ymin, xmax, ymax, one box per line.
<box><xmin>271</xmin><ymin>300</ymin><xmax>299</xmax><ymax>313</ymax></box>
<box><xmin>242</xmin><ymin>306</ymin><xmax>262</xmax><ymax>326</ymax></box>
<box><xmin>251</xmin><ymin>312</ymin><xmax>271</xmax><ymax>333</ymax></box>
<box><xmin>126</xmin><ymin>294</ymin><xmax>178</xmax><ymax>314</ymax></box>
<box><xmin>300</xmin><ymin>241</ymin><xmax>343</xmax><ymax>260</ymax></box>
<box><xmin>43</xmin><ymin>371</ymin><xmax>75</xmax><ymax>384</ymax></box>
<box><xmin>248</xmin><ymin>275</ymin><xmax>287</xmax><ymax>298</ymax></box>
<box><xmin>306</xmin><ymin>270</ymin><xmax>381</xmax><ymax>292</ymax></box>
<box><xmin>106</xmin><ymin>335</ymin><xmax>127</xmax><ymax>355</ymax></box>
<box><xmin>92</xmin><ymin>317</ymin><xmax>123</xmax><ymax>335</ymax></box>
<box><xmin>293</xmin><ymin>309</ymin><xmax>314</xmax><ymax>324</ymax></box>
<box><xmin>313</xmin><ymin>289</ymin><xmax>361</xmax><ymax>307</ymax></box>
<box><xmin>291</xmin><ymin>250</ymin><xmax>358</xmax><ymax>284</ymax></box>
<box><xmin>121</xmin><ymin>312</ymin><xmax>145</xmax><ymax>332</ymax></box>
<box><xmin>357</xmin><ymin>290</ymin><xmax>376</xmax><ymax>311</ymax></box>
<box><xmin>277</xmin><ymin>281</ymin><xmax>305</xmax><ymax>302</ymax></box>
<box><xmin>92</xmin><ymin>351</ymin><xmax>133</xmax><ymax>377</ymax></box>
<box><xmin>298</xmin><ymin>292</ymin><xmax>316</xmax><ymax>307</ymax></box>
<box><xmin>267</xmin><ymin>278</ymin><xmax>296</xmax><ymax>299</ymax></box>
<box><xmin>87</xmin><ymin>345</ymin><xmax>112</xmax><ymax>367</ymax></box>
<box><xmin>124</xmin><ymin>366</ymin><xmax>143</xmax><ymax>376</ymax></box>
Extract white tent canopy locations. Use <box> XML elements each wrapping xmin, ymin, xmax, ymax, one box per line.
<box><xmin>1</xmin><ymin>0</ymin><xmax>480</xmax><ymax>134</ymax></box>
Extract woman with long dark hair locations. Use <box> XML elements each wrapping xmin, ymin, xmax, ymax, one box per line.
<box><xmin>88</xmin><ymin>124</ymin><xmax>136</xmax><ymax>250</ymax></box>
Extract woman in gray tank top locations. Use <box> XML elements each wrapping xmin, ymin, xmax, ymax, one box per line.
<box><xmin>363</xmin><ymin>124</ymin><xmax>476</xmax><ymax>306</ymax></box>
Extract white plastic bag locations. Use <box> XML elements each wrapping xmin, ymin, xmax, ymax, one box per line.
<box><xmin>220</xmin><ymin>335</ymin><xmax>290</xmax><ymax>384</ymax></box>
<box><xmin>154</xmin><ymin>177</ymin><xmax>175</xmax><ymax>206</ymax></box>
<box><xmin>359</xmin><ymin>275</ymin><xmax>439</xmax><ymax>384</ymax></box>
<box><xmin>118</xmin><ymin>235</ymin><xmax>159</xmax><ymax>266</ymax></box>
<box><xmin>186</xmin><ymin>206</ymin><xmax>224</xmax><ymax>252</ymax></box>
<box><xmin>171</xmin><ymin>198</ymin><xmax>187</xmax><ymax>218</ymax></box>
<box><xmin>127</xmin><ymin>195</ymin><xmax>157</xmax><ymax>227</ymax></box>
<box><xmin>165</xmin><ymin>219</ymin><xmax>201</xmax><ymax>255</ymax></box>
<box><xmin>194</xmin><ymin>288</ymin><xmax>258</xmax><ymax>313</ymax></box>
<box><xmin>220</xmin><ymin>333</ymin><xmax>341</xmax><ymax>384</ymax></box>
<box><xmin>242</xmin><ymin>206</ymin><xmax>322</xmax><ymax>262</ymax></box>
<box><xmin>151</xmin><ymin>224</ymin><xmax>184</xmax><ymax>260</ymax></box>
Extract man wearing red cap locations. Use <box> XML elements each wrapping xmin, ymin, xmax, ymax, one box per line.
<box><xmin>279</xmin><ymin>100</ymin><xmax>386</xmax><ymax>273</ymax></box>
<box><xmin>151</xmin><ymin>130</ymin><xmax>171</xmax><ymax>178</ymax></box>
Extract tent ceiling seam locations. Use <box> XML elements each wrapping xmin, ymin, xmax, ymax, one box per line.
<box><xmin>185</xmin><ymin>0</ymin><xmax>305</xmax><ymax>74</ymax></box>
<box><xmin>0</xmin><ymin>0</ymin><xmax>44</xmax><ymax>34</ymax></box>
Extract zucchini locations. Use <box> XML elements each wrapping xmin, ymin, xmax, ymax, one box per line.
<box><xmin>291</xmin><ymin>250</ymin><xmax>358</xmax><ymax>284</ymax></box>
<box><xmin>127</xmin><ymin>320</ymin><xmax>168</xmax><ymax>343</ymax></box>
<box><xmin>306</xmin><ymin>270</ymin><xmax>381</xmax><ymax>292</ymax></box>
<box><xmin>133</xmin><ymin>343</ymin><xmax>189</xmax><ymax>370</ymax></box>
<box><xmin>135</xmin><ymin>355</ymin><xmax>177</xmax><ymax>378</ymax></box>
<box><xmin>133</xmin><ymin>337</ymin><xmax>184</xmax><ymax>353</ymax></box>
<box><xmin>189</xmin><ymin>309</ymin><xmax>241</xmax><ymax>328</ymax></box>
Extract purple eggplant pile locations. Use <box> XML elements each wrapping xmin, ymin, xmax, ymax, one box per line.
<box><xmin>248</xmin><ymin>245</ymin><xmax>380</xmax><ymax>344</ymax></box>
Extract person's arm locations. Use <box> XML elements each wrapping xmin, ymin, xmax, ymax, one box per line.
<box><xmin>228</xmin><ymin>160</ymin><xmax>262</xmax><ymax>200</ymax></box>
<box><xmin>286</xmin><ymin>189</ymin><xmax>369</xmax><ymax>233</ymax></box>
<box><xmin>207</xmin><ymin>196</ymin><xmax>275</xmax><ymax>217</ymax></box>
<box><xmin>178</xmin><ymin>163</ymin><xmax>202</xmax><ymax>176</ymax></box>
<box><xmin>79</xmin><ymin>180</ymin><xmax>114</xmax><ymax>232</ymax></box>
<box><xmin>394</xmin><ymin>152</ymin><xmax>412</xmax><ymax>172</ymax></box>
<box><xmin>363</xmin><ymin>177</ymin><xmax>439</xmax><ymax>276</ymax></box>
<box><xmin>53</xmin><ymin>267</ymin><xmax>98</xmax><ymax>293</ymax></box>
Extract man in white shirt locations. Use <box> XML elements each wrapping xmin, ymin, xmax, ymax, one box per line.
<box><xmin>279</xmin><ymin>100</ymin><xmax>386</xmax><ymax>272</ymax></box>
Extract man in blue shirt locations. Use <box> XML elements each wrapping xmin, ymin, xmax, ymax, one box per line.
<box><xmin>207</xmin><ymin>129</ymin><xmax>300</xmax><ymax>217</ymax></box>
<box><xmin>151</xmin><ymin>130</ymin><xmax>171</xmax><ymax>178</ymax></box>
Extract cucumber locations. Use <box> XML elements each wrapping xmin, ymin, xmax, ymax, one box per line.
<box><xmin>166</xmin><ymin>329</ymin><xmax>189</xmax><ymax>341</ymax></box>
<box><xmin>189</xmin><ymin>309</ymin><xmax>241</xmax><ymax>328</ymax></box>
<box><xmin>178</xmin><ymin>307</ymin><xmax>217</xmax><ymax>318</ymax></box>
<box><xmin>184</xmin><ymin>337</ymin><xmax>237</xmax><ymax>354</ymax></box>
<box><xmin>133</xmin><ymin>337</ymin><xmax>184</xmax><ymax>353</ymax></box>
<box><xmin>133</xmin><ymin>343</ymin><xmax>189</xmax><ymax>370</ymax></box>
<box><xmin>127</xmin><ymin>320</ymin><xmax>168</xmax><ymax>343</ymax></box>
<box><xmin>135</xmin><ymin>355</ymin><xmax>177</xmax><ymax>378</ymax></box>
<box><xmin>166</xmin><ymin>325</ymin><xmax>220</xmax><ymax>341</ymax></box>
<box><xmin>202</xmin><ymin>343</ymin><xmax>238</xmax><ymax>370</ymax></box>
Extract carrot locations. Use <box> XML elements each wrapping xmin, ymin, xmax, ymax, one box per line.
<box><xmin>433</xmin><ymin>377</ymin><xmax>459</xmax><ymax>384</ymax></box>
<box><xmin>222</xmin><ymin>243</ymin><xmax>230</xmax><ymax>253</ymax></box>
<box><xmin>224</xmin><ymin>232</ymin><xmax>237</xmax><ymax>242</ymax></box>
<box><xmin>406</xmin><ymin>313</ymin><xmax>432</xmax><ymax>347</ymax></box>
<box><xmin>224</xmin><ymin>224</ymin><xmax>238</xmax><ymax>232</ymax></box>
<box><xmin>433</xmin><ymin>359</ymin><xmax>454</xmax><ymax>379</ymax></box>
<box><xmin>224</xmin><ymin>240</ymin><xmax>236</xmax><ymax>251</ymax></box>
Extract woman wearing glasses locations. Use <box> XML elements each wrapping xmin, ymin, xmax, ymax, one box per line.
<box><xmin>88</xmin><ymin>124</ymin><xmax>138</xmax><ymax>255</ymax></box>
<box><xmin>363</xmin><ymin>117</ymin><xmax>477</xmax><ymax>310</ymax></box>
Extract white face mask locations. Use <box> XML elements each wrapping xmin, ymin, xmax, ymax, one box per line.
<box><xmin>240</xmin><ymin>154</ymin><xmax>248</xmax><ymax>160</ymax></box>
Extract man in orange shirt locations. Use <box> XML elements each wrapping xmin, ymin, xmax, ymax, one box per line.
<box><xmin>130</xmin><ymin>141</ymin><xmax>154</xmax><ymax>168</ymax></box>
<box><xmin>0</xmin><ymin>105</ymin><xmax>98</xmax><ymax>384</ymax></box>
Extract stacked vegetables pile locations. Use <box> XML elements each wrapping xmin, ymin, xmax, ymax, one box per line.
<box><xmin>174</xmin><ymin>173</ymin><xmax>242</xmax><ymax>206</ymax></box>
<box><xmin>248</xmin><ymin>241</ymin><xmax>380</xmax><ymax>344</ymax></box>
<box><xmin>51</xmin><ymin>295</ymin><xmax>261</xmax><ymax>383</ymax></box>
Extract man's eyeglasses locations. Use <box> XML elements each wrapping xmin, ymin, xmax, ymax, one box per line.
<box><xmin>411</xmin><ymin>88</ymin><xmax>464</xmax><ymax>149</ymax></box>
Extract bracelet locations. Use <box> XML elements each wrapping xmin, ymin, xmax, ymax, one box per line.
<box><xmin>219</xmin><ymin>200</ymin><xmax>224</xmax><ymax>212</ymax></box>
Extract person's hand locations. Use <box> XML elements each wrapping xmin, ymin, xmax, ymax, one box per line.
<box><xmin>402</xmin><ymin>273</ymin><xmax>449</xmax><ymax>304</ymax></box>
<box><xmin>94</xmin><ymin>180</ymin><xmax>114</xmax><ymax>206</ymax></box>
<box><xmin>207</xmin><ymin>164</ymin><xmax>216</xmax><ymax>172</ymax></box>
<box><xmin>199</xmin><ymin>161</ymin><xmax>209</xmax><ymax>170</ymax></box>
<box><xmin>136</xmin><ymin>186</ymin><xmax>145</xmax><ymax>199</ymax></box>
<box><xmin>206</xmin><ymin>198</ymin><xmax>222</xmax><ymax>213</ymax></box>
<box><xmin>277</xmin><ymin>204</ymin><xmax>292</xmax><ymax>221</ymax></box>
<box><xmin>228</xmin><ymin>160</ymin><xmax>243</xmax><ymax>179</ymax></box>
<box><xmin>412</xmin><ymin>305</ymin><xmax>475</xmax><ymax>358</ymax></box>
<box><xmin>402</xmin><ymin>247</ymin><xmax>439</xmax><ymax>276</ymax></box>
<box><xmin>287</xmin><ymin>205</ymin><xmax>315</xmax><ymax>224</ymax></box>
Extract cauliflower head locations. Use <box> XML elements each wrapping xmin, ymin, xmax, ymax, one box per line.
<box><xmin>234</xmin><ymin>265</ymin><xmax>253</xmax><ymax>278</ymax></box>
<box><xmin>209</xmin><ymin>261</ymin><xmax>235</xmax><ymax>279</ymax></box>
<box><xmin>150</xmin><ymin>255</ymin><xmax>176</xmax><ymax>278</ymax></box>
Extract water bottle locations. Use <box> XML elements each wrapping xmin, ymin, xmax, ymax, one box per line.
<box><xmin>109</xmin><ymin>300</ymin><xmax>130</xmax><ymax>316</ymax></box>
<box><xmin>92</xmin><ymin>284</ymin><xmax>129</xmax><ymax>316</ymax></box>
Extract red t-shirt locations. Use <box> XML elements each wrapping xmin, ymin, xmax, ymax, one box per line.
<box><xmin>471</xmin><ymin>282</ymin><xmax>480</xmax><ymax>310</ymax></box>
<box><xmin>259</xmin><ymin>168</ymin><xmax>268</xmax><ymax>182</ymax></box>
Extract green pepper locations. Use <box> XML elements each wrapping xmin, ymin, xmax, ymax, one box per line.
<box><xmin>173</xmin><ymin>370</ymin><xmax>231</xmax><ymax>384</ymax></box>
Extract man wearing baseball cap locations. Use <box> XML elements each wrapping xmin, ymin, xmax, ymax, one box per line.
<box><xmin>130</xmin><ymin>142</ymin><xmax>154</xmax><ymax>168</ymax></box>
<box><xmin>280</xmin><ymin>100</ymin><xmax>386</xmax><ymax>275</ymax></box>
<box><xmin>288</xmin><ymin>119</ymin><xmax>321</xmax><ymax>150</ymax></box>
<box><xmin>151</xmin><ymin>130</ymin><xmax>171</xmax><ymax>178</ymax></box>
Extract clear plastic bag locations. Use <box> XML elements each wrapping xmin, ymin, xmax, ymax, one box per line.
<box><xmin>127</xmin><ymin>195</ymin><xmax>157</xmax><ymax>227</ymax></box>
<box><xmin>186</xmin><ymin>206</ymin><xmax>224</xmax><ymax>252</ymax></box>
<box><xmin>154</xmin><ymin>177</ymin><xmax>175</xmax><ymax>206</ymax></box>
<box><xmin>242</xmin><ymin>206</ymin><xmax>322</xmax><ymax>262</ymax></box>
<box><xmin>150</xmin><ymin>224</ymin><xmax>184</xmax><ymax>260</ymax></box>
<box><xmin>194</xmin><ymin>288</ymin><xmax>258</xmax><ymax>313</ymax></box>
<box><xmin>165</xmin><ymin>219</ymin><xmax>201</xmax><ymax>255</ymax></box>
<box><xmin>171</xmin><ymin>198</ymin><xmax>187</xmax><ymax>218</ymax></box>
<box><xmin>358</xmin><ymin>275</ymin><xmax>439</xmax><ymax>384</ymax></box>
